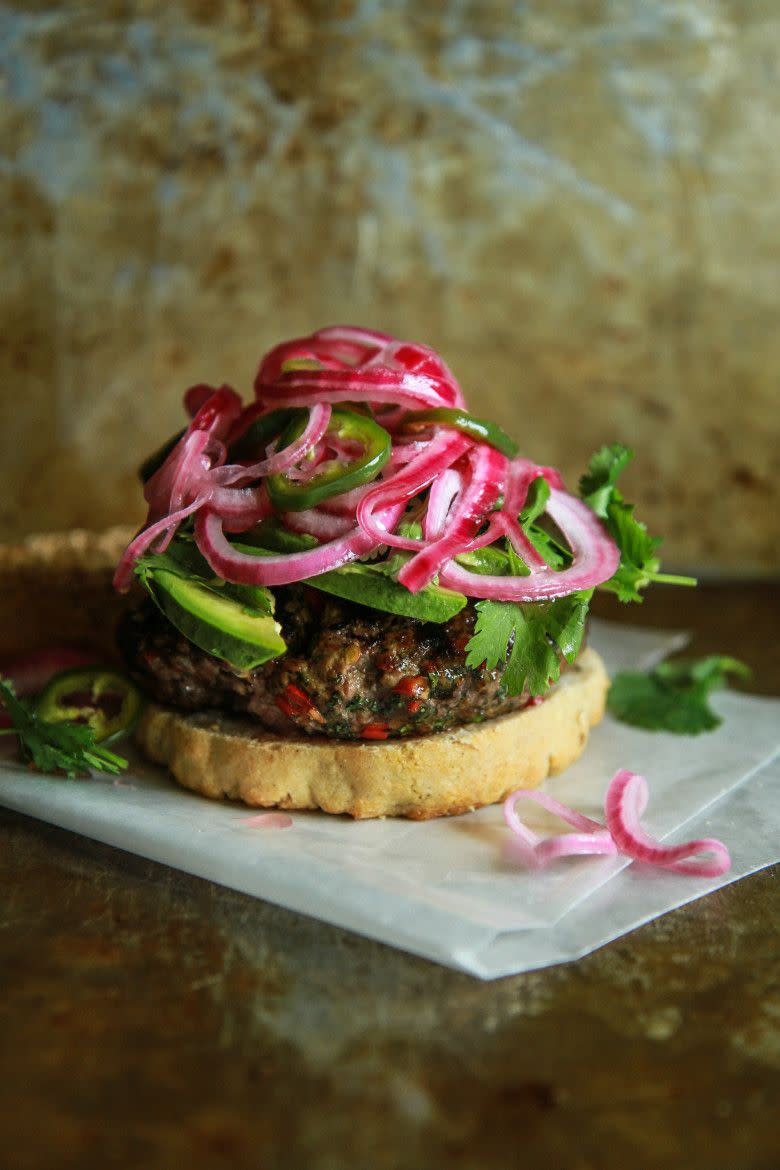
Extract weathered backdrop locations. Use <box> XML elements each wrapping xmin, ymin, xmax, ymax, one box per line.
<box><xmin>1</xmin><ymin>1</ymin><xmax>778</xmax><ymax>571</ymax></box>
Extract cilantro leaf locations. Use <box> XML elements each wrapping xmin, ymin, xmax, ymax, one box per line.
<box><xmin>578</xmin><ymin>443</ymin><xmax>633</xmax><ymax>514</ymax></box>
<box><xmin>601</xmin><ymin>502</ymin><xmax>664</xmax><ymax>603</ymax></box>
<box><xmin>374</xmin><ymin>519</ymin><xmax>423</xmax><ymax>579</ymax></box>
<box><xmin>0</xmin><ymin>678</ymin><xmax>128</xmax><ymax>778</ymax></box>
<box><xmin>607</xmin><ymin>656</ymin><xmax>751</xmax><ymax>734</ymax></box>
<box><xmin>579</xmin><ymin>444</ymin><xmax>696</xmax><ymax>602</ymax></box>
<box><xmin>520</xmin><ymin>475</ymin><xmax>550</xmax><ymax>526</ymax></box>
<box><xmin>455</xmin><ymin>544</ymin><xmax>512</xmax><ymax>576</ymax></box>
<box><xmin>504</xmin><ymin>541</ymin><xmax>528</xmax><ymax>577</ymax></box>
<box><xmin>465</xmin><ymin>592</ymin><xmax>591</xmax><ymax>697</ymax></box>
<box><xmin>518</xmin><ymin>477</ymin><xmax>570</xmax><ymax>570</ymax></box>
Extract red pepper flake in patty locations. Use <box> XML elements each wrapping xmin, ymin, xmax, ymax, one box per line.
<box><xmin>360</xmin><ymin>722</ymin><xmax>389</xmax><ymax>740</ymax></box>
<box><xmin>393</xmin><ymin>675</ymin><xmax>429</xmax><ymax>699</ymax></box>
<box><xmin>275</xmin><ymin>683</ymin><xmax>325</xmax><ymax>723</ymax></box>
<box><xmin>407</xmin><ymin>699</ymin><xmax>423</xmax><ymax>714</ymax></box>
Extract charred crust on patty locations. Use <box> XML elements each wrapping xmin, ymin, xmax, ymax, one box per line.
<box><xmin>117</xmin><ymin>586</ymin><xmax>554</xmax><ymax>741</ymax></box>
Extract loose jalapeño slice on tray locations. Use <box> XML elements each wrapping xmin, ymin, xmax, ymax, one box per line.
<box><xmin>37</xmin><ymin>668</ymin><xmax>144</xmax><ymax>742</ymax></box>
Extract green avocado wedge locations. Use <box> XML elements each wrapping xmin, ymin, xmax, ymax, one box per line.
<box><xmin>148</xmin><ymin>569</ymin><xmax>286</xmax><ymax>671</ymax></box>
<box><xmin>306</xmin><ymin>563</ymin><xmax>467</xmax><ymax>623</ymax></box>
<box><xmin>137</xmin><ymin>537</ymin><xmax>276</xmax><ymax>616</ymax></box>
<box><xmin>229</xmin><ymin>530</ymin><xmax>468</xmax><ymax>623</ymax></box>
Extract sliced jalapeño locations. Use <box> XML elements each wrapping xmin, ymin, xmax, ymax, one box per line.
<box><xmin>266</xmin><ymin>408</ymin><xmax>391</xmax><ymax>512</ymax></box>
<box><xmin>400</xmin><ymin>407</ymin><xmax>518</xmax><ymax>459</ymax></box>
<box><xmin>36</xmin><ymin>668</ymin><xmax>144</xmax><ymax>743</ymax></box>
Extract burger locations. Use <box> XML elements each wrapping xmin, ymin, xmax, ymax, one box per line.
<box><xmin>114</xmin><ymin>326</ymin><xmax>681</xmax><ymax>818</ymax></box>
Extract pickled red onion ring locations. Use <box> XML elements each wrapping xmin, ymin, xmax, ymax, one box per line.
<box><xmin>282</xmin><ymin>508</ymin><xmax>357</xmax><ymax>541</ymax></box>
<box><xmin>189</xmin><ymin>385</ymin><xmax>243</xmax><ymax>437</ymax></box>
<box><xmin>388</xmin><ymin>439</ymin><xmax>430</xmax><ymax>466</ymax></box>
<box><xmin>195</xmin><ymin>503</ymin><xmax>405</xmax><ymax>587</ymax></box>
<box><xmin>315</xmin><ymin>325</ymin><xmax>396</xmax><ymax>347</ymax></box>
<box><xmin>116</xmin><ymin>327</ymin><xmax>622</xmax><ymax>601</ymax></box>
<box><xmin>438</xmin><ymin>488</ymin><xmax>620</xmax><ymax>600</ymax></box>
<box><xmin>238</xmin><ymin>812</ymin><xmax>293</xmax><ymax>829</ymax></box>
<box><xmin>487</xmin><ymin>459</ymin><xmax>549</xmax><ymax>571</ymax></box>
<box><xmin>503</xmin><ymin>789</ymin><xmax>617</xmax><ymax>868</ymax></box>
<box><xmin>257</xmin><ymin>326</ymin><xmax>466</xmax><ymax>408</ymax></box>
<box><xmin>255</xmin><ymin>367</ymin><xmax>462</xmax><ymax>412</ymax></box>
<box><xmin>476</xmin><ymin>511</ymin><xmax>548</xmax><ymax>572</ymax></box>
<box><xmin>184</xmin><ymin>383</ymin><xmax>218</xmax><ymax>418</ymax></box>
<box><xmin>424</xmin><ymin>468</ymin><xmax>462</xmax><ymax>540</ymax></box>
<box><xmin>397</xmin><ymin>445</ymin><xmax>507</xmax><ymax>592</ymax></box>
<box><xmin>504</xmin><ymin>771</ymin><xmax>731</xmax><ymax>877</ymax></box>
<box><xmin>256</xmin><ymin>327</ymin><xmax>394</xmax><ymax>383</ymax></box>
<box><xmin>605</xmin><ymin>770</ymin><xmax>732</xmax><ymax>877</ymax></box>
<box><xmin>113</xmin><ymin>496</ymin><xmax>208</xmax><ymax>591</ymax></box>
<box><xmin>210</xmin><ymin>485</ymin><xmax>271</xmax><ymax>532</ymax></box>
<box><xmin>144</xmin><ymin>428</ymin><xmax>213</xmax><ymax>519</ymax></box>
<box><xmin>213</xmin><ymin>403</ymin><xmax>332</xmax><ymax>486</ymax></box>
<box><xmin>318</xmin><ymin>482</ymin><xmax>377</xmax><ymax>516</ymax></box>
<box><xmin>356</xmin><ymin>431</ymin><xmax>472</xmax><ymax>551</ymax></box>
<box><xmin>143</xmin><ymin>385</ymin><xmax>242</xmax><ymax>521</ymax></box>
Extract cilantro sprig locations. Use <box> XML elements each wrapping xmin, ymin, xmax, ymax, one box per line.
<box><xmin>465</xmin><ymin>591</ymin><xmax>591</xmax><ymax>697</ymax></box>
<box><xmin>607</xmin><ymin>656</ymin><xmax>751</xmax><ymax>734</ymax></box>
<box><xmin>0</xmin><ymin>677</ymin><xmax>128</xmax><ymax>778</ymax></box>
<box><xmin>579</xmin><ymin>444</ymin><xmax>696</xmax><ymax>602</ymax></box>
<box><xmin>463</xmin><ymin>443</ymin><xmax>697</xmax><ymax>698</ymax></box>
<box><xmin>519</xmin><ymin>477</ymin><xmax>569</xmax><ymax>570</ymax></box>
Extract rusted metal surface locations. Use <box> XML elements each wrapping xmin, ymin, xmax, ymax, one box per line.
<box><xmin>1</xmin><ymin>582</ymin><xmax>778</xmax><ymax>1169</ymax></box>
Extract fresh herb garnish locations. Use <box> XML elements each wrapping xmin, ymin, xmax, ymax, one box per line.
<box><xmin>520</xmin><ymin>476</ymin><xmax>569</xmax><ymax>569</ymax></box>
<box><xmin>374</xmin><ymin>519</ymin><xmax>423</xmax><ymax>578</ymax></box>
<box><xmin>0</xmin><ymin>677</ymin><xmax>129</xmax><ymax>777</ymax></box>
<box><xmin>607</xmin><ymin>656</ymin><xmax>751</xmax><ymax>734</ymax></box>
<box><xmin>129</xmin><ymin>447</ymin><xmax>696</xmax><ymax>702</ymax></box>
<box><xmin>465</xmin><ymin>591</ymin><xmax>591</xmax><ymax>697</ymax></box>
<box><xmin>464</xmin><ymin>445</ymin><xmax>698</xmax><ymax>698</ymax></box>
<box><xmin>579</xmin><ymin>444</ymin><xmax>696</xmax><ymax>601</ymax></box>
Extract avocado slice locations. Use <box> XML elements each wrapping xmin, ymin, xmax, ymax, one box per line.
<box><xmin>307</xmin><ymin>564</ymin><xmax>467</xmax><ymax>622</ymax></box>
<box><xmin>148</xmin><ymin>569</ymin><xmax>286</xmax><ymax>671</ymax></box>
<box><xmin>230</xmin><ymin>531</ymin><xmax>467</xmax><ymax>623</ymax></box>
<box><xmin>138</xmin><ymin>537</ymin><xmax>276</xmax><ymax>616</ymax></box>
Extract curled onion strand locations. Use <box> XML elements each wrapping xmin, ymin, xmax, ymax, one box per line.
<box><xmin>115</xmin><ymin>327</ymin><xmax>622</xmax><ymax>604</ymax></box>
<box><xmin>504</xmin><ymin>771</ymin><xmax>731</xmax><ymax>878</ymax></box>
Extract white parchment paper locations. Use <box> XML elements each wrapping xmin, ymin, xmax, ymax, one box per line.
<box><xmin>1</xmin><ymin>619</ymin><xmax>778</xmax><ymax>980</ymax></box>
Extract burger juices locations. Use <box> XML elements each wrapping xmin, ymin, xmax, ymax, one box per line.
<box><xmin>114</xmin><ymin>326</ymin><xmax>691</xmax><ymax>748</ymax></box>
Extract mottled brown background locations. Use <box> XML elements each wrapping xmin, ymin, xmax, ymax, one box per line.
<box><xmin>1</xmin><ymin>0</ymin><xmax>778</xmax><ymax>571</ymax></box>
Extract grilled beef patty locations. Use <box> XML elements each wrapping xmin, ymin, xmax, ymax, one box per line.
<box><xmin>118</xmin><ymin>587</ymin><xmax>542</xmax><ymax>740</ymax></box>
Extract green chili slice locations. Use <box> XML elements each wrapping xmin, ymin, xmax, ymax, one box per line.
<box><xmin>400</xmin><ymin>407</ymin><xmax>518</xmax><ymax>459</ymax></box>
<box><xmin>266</xmin><ymin>408</ymin><xmax>392</xmax><ymax>512</ymax></box>
<box><xmin>36</xmin><ymin>668</ymin><xmax>144</xmax><ymax>743</ymax></box>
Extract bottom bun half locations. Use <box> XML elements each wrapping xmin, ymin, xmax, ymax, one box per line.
<box><xmin>135</xmin><ymin>647</ymin><xmax>609</xmax><ymax>820</ymax></box>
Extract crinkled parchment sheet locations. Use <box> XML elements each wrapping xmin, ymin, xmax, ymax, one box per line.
<box><xmin>1</xmin><ymin>620</ymin><xmax>778</xmax><ymax>979</ymax></box>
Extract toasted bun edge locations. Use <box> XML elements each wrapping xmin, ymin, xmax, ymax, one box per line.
<box><xmin>134</xmin><ymin>647</ymin><xmax>609</xmax><ymax>819</ymax></box>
